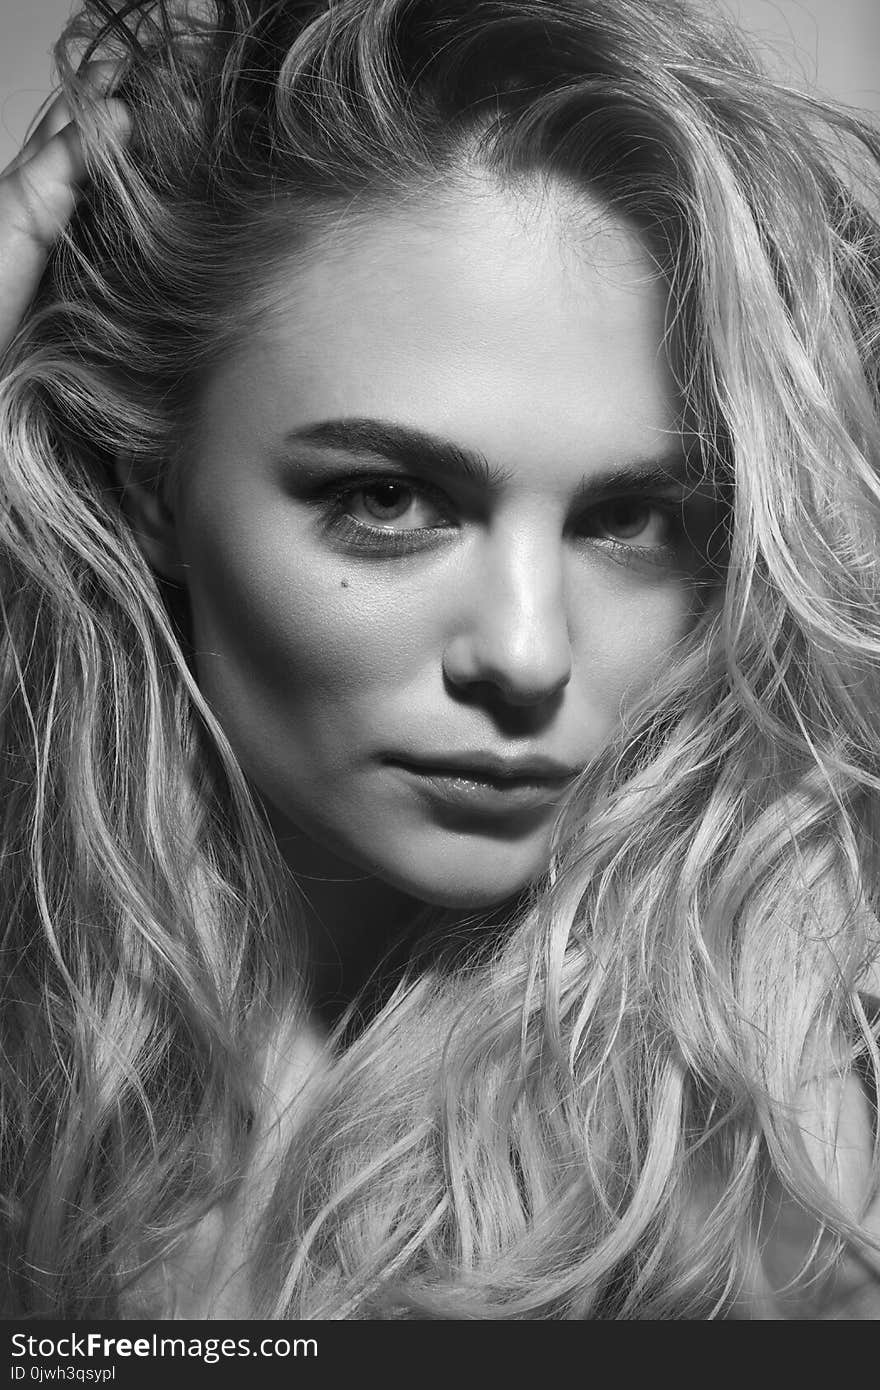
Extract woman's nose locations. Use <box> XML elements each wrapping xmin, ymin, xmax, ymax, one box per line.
<box><xmin>441</xmin><ymin>530</ymin><xmax>572</xmax><ymax>707</ymax></box>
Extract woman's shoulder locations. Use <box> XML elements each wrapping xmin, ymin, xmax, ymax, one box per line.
<box><xmin>757</xmin><ymin>996</ymin><xmax>880</xmax><ymax>1319</ymax></box>
<box><xmin>121</xmin><ymin>1013</ymin><xmax>330</xmax><ymax>1320</ymax></box>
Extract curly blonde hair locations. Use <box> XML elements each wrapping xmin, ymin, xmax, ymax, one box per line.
<box><xmin>1</xmin><ymin>0</ymin><xmax>879</xmax><ymax>1317</ymax></box>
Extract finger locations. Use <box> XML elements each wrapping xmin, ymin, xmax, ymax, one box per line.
<box><xmin>1</xmin><ymin>62</ymin><xmax>125</xmax><ymax>178</ymax></box>
<box><xmin>0</xmin><ymin>97</ymin><xmax>74</xmax><ymax>180</ymax></box>
<box><xmin>0</xmin><ymin>89</ymin><xmax>130</xmax><ymax>356</ymax></box>
<box><xmin>2</xmin><ymin>121</ymin><xmax>90</xmax><ymax>237</ymax></box>
<box><xmin>0</xmin><ymin>124</ymin><xmax>90</xmax><ymax>353</ymax></box>
<box><xmin>2</xmin><ymin>94</ymin><xmax>131</xmax><ymax>244</ymax></box>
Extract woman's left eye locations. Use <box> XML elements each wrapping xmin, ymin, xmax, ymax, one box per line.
<box><xmin>341</xmin><ymin>480</ymin><xmax>451</xmax><ymax>531</ymax></box>
<box><xmin>581</xmin><ymin>498</ymin><xmax>675</xmax><ymax>548</ymax></box>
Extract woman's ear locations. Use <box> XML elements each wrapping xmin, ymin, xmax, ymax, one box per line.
<box><xmin>112</xmin><ymin>457</ymin><xmax>183</xmax><ymax>581</ymax></box>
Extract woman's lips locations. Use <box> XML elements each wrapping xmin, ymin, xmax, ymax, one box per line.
<box><xmin>387</xmin><ymin>759</ymin><xmax>577</xmax><ymax>817</ymax></box>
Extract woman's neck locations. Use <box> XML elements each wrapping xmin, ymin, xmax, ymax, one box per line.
<box><xmin>266</xmin><ymin>814</ymin><xmax>426</xmax><ymax>1025</ymax></box>
<box><xmin>262</xmin><ymin>803</ymin><xmax>527</xmax><ymax>1030</ymax></box>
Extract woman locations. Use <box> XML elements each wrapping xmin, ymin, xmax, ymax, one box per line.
<box><xmin>1</xmin><ymin>0</ymin><xmax>879</xmax><ymax>1319</ymax></box>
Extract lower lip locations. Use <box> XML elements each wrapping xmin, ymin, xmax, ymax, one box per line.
<box><xmin>389</xmin><ymin>763</ymin><xmax>570</xmax><ymax>816</ymax></box>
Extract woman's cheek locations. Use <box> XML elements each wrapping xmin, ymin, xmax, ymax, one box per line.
<box><xmin>571</xmin><ymin>576</ymin><xmax>697</xmax><ymax>717</ymax></box>
<box><xmin>183</xmin><ymin>521</ymin><xmax>437</xmax><ymax>739</ymax></box>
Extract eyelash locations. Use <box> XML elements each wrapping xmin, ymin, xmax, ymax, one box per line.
<box><xmin>318</xmin><ymin>477</ymin><xmax>455</xmax><ymax>556</ymax></box>
<box><xmin>578</xmin><ymin>501</ymin><xmax>681</xmax><ymax>569</ymax></box>
<box><xmin>316</xmin><ymin>474</ymin><xmax>683</xmax><ymax>565</ymax></box>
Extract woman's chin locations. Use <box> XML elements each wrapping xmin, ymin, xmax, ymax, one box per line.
<box><xmin>265</xmin><ymin>800</ymin><xmax>551</xmax><ymax>913</ymax></box>
<box><xmin>378</xmin><ymin>853</ymin><xmax>545</xmax><ymax>913</ymax></box>
<box><xmin>343</xmin><ymin>819</ymin><xmax>556</xmax><ymax>912</ymax></box>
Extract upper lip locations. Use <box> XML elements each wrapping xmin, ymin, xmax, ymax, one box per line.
<box><xmin>389</xmin><ymin>753</ymin><xmax>581</xmax><ymax>782</ymax></box>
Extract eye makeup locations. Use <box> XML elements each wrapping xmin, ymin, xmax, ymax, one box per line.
<box><xmin>277</xmin><ymin>425</ymin><xmax>719</xmax><ymax>572</ymax></box>
<box><xmin>573</xmin><ymin>494</ymin><xmax>685</xmax><ymax>571</ymax></box>
<box><xmin>316</xmin><ymin>475</ymin><xmax>459</xmax><ymax>558</ymax></box>
<box><xmin>307</xmin><ymin>472</ymin><xmax>701</xmax><ymax>570</ymax></box>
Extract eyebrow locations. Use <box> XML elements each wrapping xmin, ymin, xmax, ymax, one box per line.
<box><xmin>283</xmin><ymin>417</ymin><xmax>695</xmax><ymax>497</ymax></box>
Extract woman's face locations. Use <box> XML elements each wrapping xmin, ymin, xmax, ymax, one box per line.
<box><xmin>161</xmin><ymin>183</ymin><xmax>716</xmax><ymax>908</ymax></box>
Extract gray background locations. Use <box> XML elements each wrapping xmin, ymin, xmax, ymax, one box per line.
<box><xmin>2</xmin><ymin>0</ymin><xmax>879</xmax><ymax>167</ymax></box>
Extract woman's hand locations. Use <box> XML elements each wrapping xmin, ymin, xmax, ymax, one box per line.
<box><xmin>0</xmin><ymin>62</ymin><xmax>127</xmax><ymax>357</ymax></box>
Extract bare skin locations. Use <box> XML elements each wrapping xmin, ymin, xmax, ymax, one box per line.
<box><xmin>121</xmin><ymin>183</ymin><xmax>716</xmax><ymax>1019</ymax></box>
<box><xmin>1</xmin><ymin>83</ymin><xmax>879</xmax><ymax>1320</ymax></box>
<box><xmin>0</xmin><ymin>66</ymin><xmax>128</xmax><ymax>344</ymax></box>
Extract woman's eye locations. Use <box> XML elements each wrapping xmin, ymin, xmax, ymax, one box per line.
<box><xmin>587</xmin><ymin>498</ymin><xmax>673</xmax><ymax>546</ymax></box>
<box><xmin>345</xmin><ymin>480</ymin><xmax>448</xmax><ymax>531</ymax></box>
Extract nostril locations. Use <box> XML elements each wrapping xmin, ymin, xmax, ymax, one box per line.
<box><xmin>442</xmin><ymin>673</ymin><xmax>567</xmax><ymax>736</ymax></box>
<box><xmin>442</xmin><ymin>642</ymin><xmax>572</xmax><ymax>706</ymax></box>
<box><xmin>440</xmin><ymin>546</ymin><xmax>573</xmax><ymax>705</ymax></box>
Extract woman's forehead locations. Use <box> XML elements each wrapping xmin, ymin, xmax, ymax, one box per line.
<box><xmin>195</xmin><ymin>181</ymin><xmax>688</xmax><ymax>490</ymax></box>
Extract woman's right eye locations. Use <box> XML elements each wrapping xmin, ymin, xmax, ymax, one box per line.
<box><xmin>342</xmin><ymin>479</ymin><xmax>451</xmax><ymax>531</ymax></box>
<box><xmin>315</xmin><ymin>475</ymin><xmax>459</xmax><ymax>557</ymax></box>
